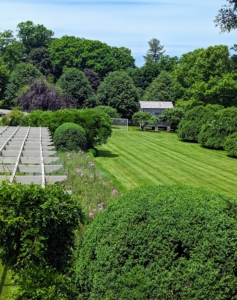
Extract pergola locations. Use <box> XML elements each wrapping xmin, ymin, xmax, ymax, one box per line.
<box><xmin>0</xmin><ymin>126</ymin><xmax>66</xmax><ymax>187</ymax></box>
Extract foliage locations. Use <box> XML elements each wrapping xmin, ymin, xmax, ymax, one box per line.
<box><xmin>132</xmin><ymin>111</ymin><xmax>153</xmax><ymax>130</ymax></box>
<box><xmin>49</xmin><ymin>36</ymin><xmax>135</xmax><ymax>79</ymax></box>
<box><xmin>0</xmin><ymin>110</ymin><xmax>24</xmax><ymax>126</ymax></box>
<box><xmin>214</xmin><ymin>0</ymin><xmax>237</xmax><ymax>32</ymax></box>
<box><xmin>56</xmin><ymin>68</ymin><xmax>93</xmax><ymax>108</ymax></box>
<box><xmin>0</xmin><ymin>30</ymin><xmax>25</xmax><ymax>71</ymax></box>
<box><xmin>225</xmin><ymin>132</ymin><xmax>237</xmax><ymax>157</ymax></box>
<box><xmin>172</xmin><ymin>45</ymin><xmax>231</xmax><ymax>102</ymax></box>
<box><xmin>160</xmin><ymin>107</ymin><xmax>185</xmax><ymax>130</ymax></box>
<box><xmin>17</xmin><ymin>78</ymin><xmax>70</xmax><ymax>112</ymax></box>
<box><xmin>27</xmin><ymin>47</ymin><xmax>53</xmax><ymax>76</ymax></box>
<box><xmin>178</xmin><ymin>104</ymin><xmax>224</xmax><ymax>142</ymax></box>
<box><xmin>4</xmin><ymin>63</ymin><xmax>42</xmax><ymax>108</ymax></box>
<box><xmin>84</xmin><ymin>68</ymin><xmax>101</xmax><ymax>93</ymax></box>
<box><xmin>95</xmin><ymin>105</ymin><xmax>121</xmax><ymax>118</ymax></box>
<box><xmin>0</xmin><ymin>181</ymin><xmax>84</xmax><ymax>298</ymax></box>
<box><xmin>16</xmin><ymin>21</ymin><xmax>54</xmax><ymax>54</ymax></box>
<box><xmin>142</xmin><ymin>70</ymin><xmax>173</xmax><ymax>101</ymax></box>
<box><xmin>76</xmin><ymin>184</ymin><xmax>237</xmax><ymax>299</ymax></box>
<box><xmin>198</xmin><ymin>106</ymin><xmax>237</xmax><ymax>149</ymax></box>
<box><xmin>97</xmin><ymin>71</ymin><xmax>139</xmax><ymax>118</ymax></box>
<box><xmin>0</xmin><ymin>58</ymin><xmax>10</xmax><ymax>102</ymax></box>
<box><xmin>53</xmin><ymin>122</ymin><xmax>87</xmax><ymax>151</ymax></box>
<box><xmin>22</xmin><ymin>108</ymin><xmax>112</xmax><ymax>148</ymax></box>
<box><xmin>127</xmin><ymin>56</ymin><xmax>178</xmax><ymax>91</ymax></box>
<box><xmin>20</xmin><ymin>110</ymin><xmax>52</xmax><ymax>127</ymax></box>
<box><xmin>143</xmin><ymin>38</ymin><xmax>165</xmax><ymax>63</ymax></box>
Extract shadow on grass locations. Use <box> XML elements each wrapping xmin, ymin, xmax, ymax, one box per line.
<box><xmin>98</xmin><ymin>150</ymin><xmax>119</xmax><ymax>158</ymax></box>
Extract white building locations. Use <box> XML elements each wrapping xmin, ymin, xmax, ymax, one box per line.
<box><xmin>139</xmin><ymin>101</ymin><xmax>174</xmax><ymax>128</ymax></box>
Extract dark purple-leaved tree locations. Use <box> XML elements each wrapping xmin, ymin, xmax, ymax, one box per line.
<box><xmin>17</xmin><ymin>79</ymin><xmax>73</xmax><ymax>112</ymax></box>
<box><xmin>84</xmin><ymin>68</ymin><xmax>101</xmax><ymax>93</ymax></box>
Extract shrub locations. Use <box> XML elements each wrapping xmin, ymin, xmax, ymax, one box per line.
<box><xmin>53</xmin><ymin>122</ymin><xmax>87</xmax><ymax>151</ymax></box>
<box><xmin>0</xmin><ymin>110</ymin><xmax>24</xmax><ymax>126</ymax></box>
<box><xmin>76</xmin><ymin>185</ymin><xmax>237</xmax><ymax>299</ymax></box>
<box><xmin>0</xmin><ymin>181</ymin><xmax>84</xmax><ymax>299</ymax></box>
<box><xmin>198</xmin><ymin>106</ymin><xmax>237</xmax><ymax>149</ymax></box>
<box><xmin>22</xmin><ymin>108</ymin><xmax>112</xmax><ymax>148</ymax></box>
<box><xmin>20</xmin><ymin>109</ymin><xmax>53</xmax><ymax>127</ymax></box>
<box><xmin>225</xmin><ymin>132</ymin><xmax>237</xmax><ymax>158</ymax></box>
<box><xmin>178</xmin><ymin>104</ymin><xmax>223</xmax><ymax>142</ymax></box>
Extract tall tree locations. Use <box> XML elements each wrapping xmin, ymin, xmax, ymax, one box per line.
<box><xmin>142</xmin><ymin>70</ymin><xmax>173</xmax><ymax>101</ymax></box>
<box><xmin>56</xmin><ymin>68</ymin><xmax>93</xmax><ymax>108</ymax></box>
<box><xmin>17</xmin><ymin>78</ymin><xmax>71</xmax><ymax>111</ymax></box>
<box><xmin>17</xmin><ymin>21</ymin><xmax>54</xmax><ymax>54</ymax></box>
<box><xmin>215</xmin><ymin>0</ymin><xmax>237</xmax><ymax>32</ymax></box>
<box><xmin>143</xmin><ymin>38</ymin><xmax>165</xmax><ymax>64</ymax></box>
<box><xmin>84</xmin><ymin>68</ymin><xmax>101</xmax><ymax>93</ymax></box>
<box><xmin>97</xmin><ymin>71</ymin><xmax>139</xmax><ymax>118</ymax></box>
<box><xmin>4</xmin><ymin>62</ymin><xmax>42</xmax><ymax>107</ymax></box>
<box><xmin>27</xmin><ymin>47</ymin><xmax>53</xmax><ymax>76</ymax></box>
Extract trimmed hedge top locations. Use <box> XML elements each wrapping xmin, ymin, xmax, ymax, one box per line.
<box><xmin>76</xmin><ymin>185</ymin><xmax>237</xmax><ymax>299</ymax></box>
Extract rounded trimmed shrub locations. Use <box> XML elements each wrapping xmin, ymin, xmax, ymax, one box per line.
<box><xmin>53</xmin><ymin>122</ymin><xmax>87</xmax><ymax>151</ymax></box>
<box><xmin>225</xmin><ymin>132</ymin><xmax>237</xmax><ymax>158</ymax></box>
<box><xmin>76</xmin><ymin>185</ymin><xmax>237</xmax><ymax>299</ymax></box>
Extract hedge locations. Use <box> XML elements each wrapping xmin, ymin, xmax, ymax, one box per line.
<box><xmin>76</xmin><ymin>185</ymin><xmax>237</xmax><ymax>299</ymax></box>
<box><xmin>53</xmin><ymin>122</ymin><xmax>87</xmax><ymax>151</ymax></box>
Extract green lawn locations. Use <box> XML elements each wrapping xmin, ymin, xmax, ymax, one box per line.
<box><xmin>96</xmin><ymin>128</ymin><xmax>237</xmax><ymax>198</ymax></box>
<box><xmin>0</xmin><ymin>262</ymin><xmax>14</xmax><ymax>299</ymax></box>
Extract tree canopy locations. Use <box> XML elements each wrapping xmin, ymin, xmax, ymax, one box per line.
<box><xmin>97</xmin><ymin>71</ymin><xmax>139</xmax><ymax>118</ymax></box>
<box><xmin>143</xmin><ymin>38</ymin><xmax>165</xmax><ymax>64</ymax></box>
<box><xmin>56</xmin><ymin>68</ymin><xmax>93</xmax><ymax>108</ymax></box>
<box><xmin>215</xmin><ymin>0</ymin><xmax>237</xmax><ymax>32</ymax></box>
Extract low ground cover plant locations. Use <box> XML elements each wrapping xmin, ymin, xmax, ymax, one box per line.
<box><xmin>76</xmin><ymin>184</ymin><xmax>237</xmax><ymax>299</ymax></box>
<box><xmin>53</xmin><ymin>122</ymin><xmax>87</xmax><ymax>151</ymax></box>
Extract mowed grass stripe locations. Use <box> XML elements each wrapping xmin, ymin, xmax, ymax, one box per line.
<box><xmin>96</xmin><ymin>130</ymin><xmax>237</xmax><ymax>197</ymax></box>
<box><xmin>107</xmin><ymin>133</ymin><xmax>235</xmax><ymax>193</ymax></box>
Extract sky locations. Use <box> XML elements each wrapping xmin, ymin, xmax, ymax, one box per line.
<box><xmin>0</xmin><ymin>0</ymin><xmax>236</xmax><ymax>67</ymax></box>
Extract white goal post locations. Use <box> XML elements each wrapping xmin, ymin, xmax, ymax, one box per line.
<box><xmin>110</xmin><ymin>118</ymin><xmax>128</xmax><ymax>131</ymax></box>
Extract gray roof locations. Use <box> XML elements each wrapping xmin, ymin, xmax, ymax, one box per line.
<box><xmin>139</xmin><ymin>101</ymin><xmax>173</xmax><ymax>109</ymax></box>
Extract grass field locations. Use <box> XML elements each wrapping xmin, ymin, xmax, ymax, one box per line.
<box><xmin>96</xmin><ymin>128</ymin><xmax>237</xmax><ymax>198</ymax></box>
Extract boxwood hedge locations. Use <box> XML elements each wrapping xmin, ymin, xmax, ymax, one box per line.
<box><xmin>53</xmin><ymin>122</ymin><xmax>87</xmax><ymax>151</ymax></box>
<box><xmin>76</xmin><ymin>185</ymin><xmax>237</xmax><ymax>300</ymax></box>
<box><xmin>225</xmin><ymin>132</ymin><xmax>237</xmax><ymax>158</ymax></box>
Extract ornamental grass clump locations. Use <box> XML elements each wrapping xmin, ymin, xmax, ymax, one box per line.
<box><xmin>53</xmin><ymin>122</ymin><xmax>87</xmax><ymax>151</ymax></box>
<box><xmin>59</xmin><ymin>151</ymin><xmax>121</xmax><ymax>217</ymax></box>
<box><xmin>75</xmin><ymin>185</ymin><xmax>237</xmax><ymax>299</ymax></box>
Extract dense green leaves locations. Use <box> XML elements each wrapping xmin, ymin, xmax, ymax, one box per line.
<box><xmin>49</xmin><ymin>36</ymin><xmax>135</xmax><ymax>79</ymax></box>
<box><xmin>17</xmin><ymin>21</ymin><xmax>54</xmax><ymax>54</ymax></box>
<box><xmin>142</xmin><ymin>70</ymin><xmax>173</xmax><ymax>101</ymax></box>
<box><xmin>0</xmin><ymin>181</ymin><xmax>84</xmax><ymax>298</ymax></box>
<box><xmin>53</xmin><ymin>122</ymin><xmax>87</xmax><ymax>151</ymax></box>
<box><xmin>76</xmin><ymin>184</ymin><xmax>237</xmax><ymax>299</ymax></box>
<box><xmin>172</xmin><ymin>45</ymin><xmax>231</xmax><ymax>102</ymax></box>
<box><xmin>22</xmin><ymin>108</ymin><xmax>112</xmax><ymax>148</ymax></box>
<box><xmin>97</xmin><ymin>71</ymin><xmax>139</xmax><ymax>118</ymax></box>
<box><xmin>4</xmin><ymin>63</ymin><xmax>42</xmax><ymax>107</ymax></box>
<box><xmin>178</xmin><ymin>104</ymin><xmax>224</xmax><ymax>142</ymax></box>
<box><xmin>198</xmin><ymin>106</ymin><xmax>237</xmax><ymax>149</ymax></box>
<box><xmin>225</xmin><ymin>132</ymin><xmax>237</xmax><ymax>157</ymax></box>
<box><xmin>56</xmin><ymin>68</ymin><xmax>93</xmax><ymax>108</ymax></box>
